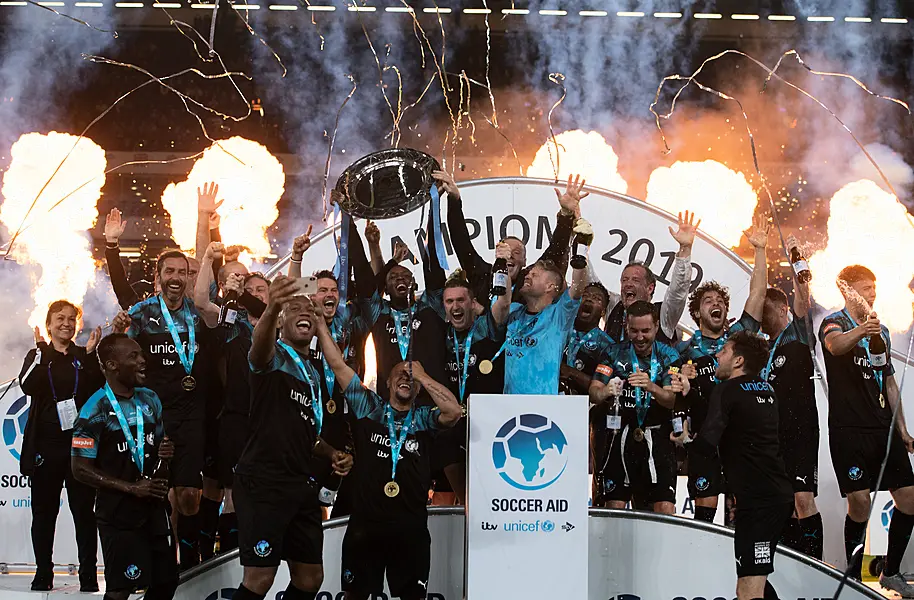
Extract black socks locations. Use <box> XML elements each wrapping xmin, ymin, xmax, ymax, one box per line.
<box><xmin>695</xmin><ymin>505</ymin><xmax>716</xmax><ymax>523</ymax></box>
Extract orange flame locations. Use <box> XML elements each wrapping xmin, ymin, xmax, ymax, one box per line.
<box><xmin>527</xmin><ymin>130</ymin><xmax>628</xmax><ymax>194</ymax></box>
<box><xmin>161</xmin><ymin>137</ymin><xmax>284</xmax><ymax>261</ymax></box>
<box><xmin>808</xmin><ymin>179</ymin><xmax>914</xmax><ymax>332</ymax></box>
<box><xmin>0</xmin><ymin>132</ymin><xmax>106</xmax><ymax>329</ymax></box>
<box><xmin>646</xmin><ymin>160</ymin><xmax>758</xmax><ymax>248</ymax></box>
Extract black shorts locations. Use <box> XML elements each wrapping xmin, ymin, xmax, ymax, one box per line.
<box><xmin>163</xmin><ymin>417</ymin><xmax>204</xmax><ymax>489</ymax></box>
<box><xmin>430</xmin><ymin>417</ymin><xmax>466</xmax><ymax>472</ymax></box>
<box><xmin>596</xmin><ymin>425</ymin><xmax>676</xmax><ymax>506</ymax></box>
<box><xmin>781</xmin><ymin>424</ymin><xmax>819</xmax><ymax>495</ymax></box>
<box><xmin>202</xmin><ymin>414</ymin><xmax>220</xmax><ymax>481</ymax></box>
<box><xmin>234</xmin><ymin>473</ymin><xmax>323</xmax><ymax>568</ymax></box>
<box><xmin>218</xmin><ymin>412</ymin><xmax>248</xmax><ymax>487</ymax></box>
<box><xmin>687</xmin><ymin>443</ymin><xmax>724</xmax><ymax>499</ymax></box>
<box><xmin>734</xmin><ymin>502</ymin><xmax>792</xmax><ymax>577</ymax></box>
<box><xmin>99</xmin><ymin>515</ymin><xmax>178</xmax><ymax>593</ymax></box>
<box><xmin>829</xmin><ymin>427</ymin><xmax>914</xmax><ymax>496</ymax></box>
<box><xmin>341</xmin><ymin>519</ymin><xmax>431</xmax><ymax>598</ymax></box>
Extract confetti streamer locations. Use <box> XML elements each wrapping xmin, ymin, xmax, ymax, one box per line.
<box><xmin>228</xmin><ymin>0</ymin><xmax>287</xmax><ymax>77</ymax></box>
<box><xmin>321</xmin><ymin>74</ymin><xmax>358</xmax><ymax>222</ymax></box>
<box><xmin>546</xmin><ymin>72</ymin><xmax>567</xmax><ymax>183</ymax></box>
<box><xmin>351</xmin><ymin>4</ymin><xmax>403</xmax><ymax>147</ymax></box>
<box><xmin>480</xmin><ymin>0</ymin><xmax>498</xmax><ymax>128</ymax></box>
<box><xmin>23</xmin><ymin>0</ymin><xmax>117</xmax><ymax>37</ymax></box>
<box><xmin>207</xmin><ymin>0</ymin><xmax>219</xmax><ymax>56</ymax></box>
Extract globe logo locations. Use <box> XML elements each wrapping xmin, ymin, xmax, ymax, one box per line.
<box><xmin>492</xmin><ymin>414</ymin><xmax>568</xmax><ymax>491</ymax></box>
<box><xmin>2</xmin><ymin>395</ymin><xmax>30</xmax><ymax>461</ymax></box>
<box><xmin>882</xmin><ymin>499</ymin><xmax>895</xmax><ymax>532</ymax></box>
<box><xmin>124</xmin><ymin>564</ymin><xmax>141</xmax><ymax>581</ymax></box>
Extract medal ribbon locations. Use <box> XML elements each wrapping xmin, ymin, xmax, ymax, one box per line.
<box><xmin>158</xmin><ymin>295</ymin><xmax>196</xmax><ymax>378</ymax></box>
<box><xmin>391</xmin><ymin>306</ymin><xmax>414</xmax><ymax>361</ymax></box>
<box><xmin>842</xmin><ymin>309</ymin><xmax>884</xmax><ymax>393</ymax></box>
<box><xmin>452</xmin><ymin>328</ymin><xmax>474</xmax><ymax>402</ymax></box>
<box><xmin>385</xmin><ymin>403</ymin><xmax>415</xmax><ymax>481</ymax></box>
<box><xmin>566</xmin><ymin>328</ymin><xmax>600</xmax><ymax>368</ymax></box>
<box><xmin>47</xmin><ymin>358</ymin><xmax>79</xmax><ymax>401</ymax></box>
<box><xmin>103</xmin><ymin>383</ymin><xmax>144</xmax><ymax>475</ymax></box>
<box><xmin>489</xmin><ymin>316</ymin><xmax>538</xmax><ymax>364</ymax></box>
<box><xmin>321</xmin><ymin>317</ymin><xmax>350</xmax><ymax>395</ymax></box>
<box><xmin>761</xmin><ymin>327</ymin><xmax>788</xmax><ymax>381</ymax></box>
<box><xmin>333</xmin><ymin>208</ymin><xmax>351</xmax><ymax>301</ymax></box>
<box><xmin>278</xmin><ymin>340</ymin><xmax>323</xmax><ymax>434</ymax></box>
<box><xmin>691</xmin><ymin>329</ymin><xmax>724</xmax><ymax>383</ymax></box>
<box><xmin>630</xmin><ymin>344</ymin><xmax>660</xmax><ymax>429</ymax></box>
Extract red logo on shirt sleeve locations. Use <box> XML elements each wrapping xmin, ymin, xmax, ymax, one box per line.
<box><xmin>596</xmin><ymin>364</ymin><xmax>613</xmax><ymax>377</ymax></box>
<box><xmin>822</xmin><ymin>322</ymin><xmax>842</xmax><ymax>335</ymax></box>
<box><xmin>72</xmin><ymin>438</ymin><xmax>95</xmax><ymax>449</ymax></box>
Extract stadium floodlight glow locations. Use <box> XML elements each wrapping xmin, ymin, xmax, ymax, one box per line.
<box><xmin>616</xmin><ymin>11</ymin><xmax>643</xmax><ymax>17</ymax></box>
<box><xmin>423</xmin><ymin>6</ymin><xmax>450</xmax><ymax>13</ymax></box>
<box><xmin>463</xmin><ymin>7</ymin><xmax>490</xmax><ymax>13</ymax></box>
<box><xmin>385</xmin><ymin>5</ymin><xmax>412</xmax><ymax>11</ymax></box>
<box><xmin>75</xmin><ymin>2</ymin><xmax>104</xmax><ymax>6</ymax></box>
<box><xmin>115</xmin><ymin>2</ymin><xmax>143</xmax><ymax>6</ymax></box>
<box><xmin>501</xmin><ymin>7</ymin><xmax>528</xmax><ymax>14</ymax></box>
<box><xmin>235</xmin><ymin>5</ymin><xmax>259</xmax><ymax>9</ymax></box>
<box><xmin>881</xmin><ymin>17</ymin><xmax>908</xmax><ymax>23</ymax></box>
<box><xmin>768</xmin><ymin>14</ymin><xmax>796</xmax><ymax>21</ymax></box>
<box><xmin>268</xmin><ymin>4</ymin><xmax>296</xmax><ymax>9</ymax></box>
<box><xmin>578</xmin><ymin>10</ymin><xmax>606</xmax><ymax>16</ymax></box>
<box><xmin>539</xmin><ymin>9</ymin><xmax>566</xmax><ymax>16</ymax></box>
<box><xmin>654</xmin><ymin>12</ymin><xmax>681</xmax><ymax>18</ymax></box>
<box><xmin>731</xmin><ymin>13</ymin><xmax>759</xmax><ymax>20</ymax></box>
<box><xmin>151</xmin><ymin>2</ymin><xmax>180</xmax><ymax>7</ymax></box>
<box><xmin>845</xmin><ymin>16</ymin><xmax>871</xmax><ymax>22</ymax></box>
<box><xmin>307</xmin><ymin>4</ymin><xmax>334</xmax><ymax>9</ymax></box>
<box><xmin>0</xmin><ymin>2</ymin><xmax>27</xmax><ymax>5</ymax></box>
<box><xmin>694</xmin><ymin>12</ymin><xmax>722</xmax><ymax>19</ymax></box>
<box><xmin>191</xmin><ymin>3</ymin><xmax>214</xmax><ymax>8</ymax></box>
<box><xmin>348</xmin><ymin>5</ymin><xmax>375</xmax><ymax>10</ymax></box>
<box><xmin>38</xmin><ymin>2</ymin><xmax>65</xmax><ymax>6</ymax></box>
<box><xmin>807</xmin><ymin>15</ymin><xmax>834</xmax><ymax>21</ymax></box>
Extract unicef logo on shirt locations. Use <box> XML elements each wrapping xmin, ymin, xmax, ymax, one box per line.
<box><xmin>492</xmin><ymin>414</ymin><xmax>568</xmax><ymax>491</ymax></box>
<box><xmin>2</xmin><ymin>395</ymin><xmax>30</xmax><ymax>461</ymax></box>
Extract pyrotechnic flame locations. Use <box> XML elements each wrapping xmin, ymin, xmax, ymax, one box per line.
<box><xmin>808</xmin><ymin>179</ymin><xmax>914</xmax><ymax>332</ymax></box>
<box><xmin>527</xmin><ymin>130</ymin><xmax>628</xmax><ymax>194</ymax></box>
<box><xmin>161</xmin><ymin>137</ymin><xmax>284</xmax><ymax>261</ymax></box>
<box><xmin>646</xmin><ymin>160</ymin><xmax>757</xmax><ymax>248</ymax></box>
<box><xmin>0</xmin><ymin>132</ymin><xmax>106</xmax><ymax>329</ymax></box>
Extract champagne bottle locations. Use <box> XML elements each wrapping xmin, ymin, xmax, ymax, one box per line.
<box><xmin>218</xmin><ymin>289</ymin><xmax>240</xmax><ymax>328</ymax></box>
<box><xmin>152</xmin><ymin>456</ymin><xmax>170</xmax><ymax>483</ymax></box>
<box><xmin>790</xmin><ymin>246</ymin><xmax>812</xmax><ymax>284</ymax></box>
<box><xmin>491</xmin><ymin>258</ymin><xmax>509</xmax><ymax>297</ymax></box>
<box><xmin>869</xmin><ymin>319</ymin><xmax>888</xmax><ymax>369</ymax></box>
<box><xmin>318</xmin><ymin>473</ymin><xmax>341</xmax><ymax>507</ymax></box>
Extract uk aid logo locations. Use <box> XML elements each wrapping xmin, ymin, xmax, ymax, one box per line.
<box><xmin>2</xmin><ymin>395</ymin><xmax>29</xmax><ymax>461</ymax></box>
<box><xmin>492</xmin><ymin>414</ymin><xmax>568</xmax><ymax>491</ymax></box>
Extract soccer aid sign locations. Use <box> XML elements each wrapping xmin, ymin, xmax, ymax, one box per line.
<box><xmin>468</xmin><ymin>396</ymin><xmax>588</xmax><ymax>600</ymax></box>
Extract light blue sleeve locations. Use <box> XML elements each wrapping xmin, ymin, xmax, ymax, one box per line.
<box><xmin>552</xmin><ymin>290</ymin><xmax>582</xmax><ymax>331</ymax></box>
<box><xmin>249</xmin><ymin>342</ymin><xmax>283</xmax><ymax>374</ymax></box>
<box><xmin>413</xmin><ymin>405</ymin><xmax>443</xmax><ymax>432</ymax></box>
<box><xmin>343</xmin><ymin>373</ymin><xmax>384</xmax><ymax>420</ymax></box>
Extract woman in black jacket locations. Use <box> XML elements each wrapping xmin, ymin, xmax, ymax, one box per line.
<box><xmin>19</xmin><ymin>300</ymin><xmax>104</xmax><ymax>592</ymax></box>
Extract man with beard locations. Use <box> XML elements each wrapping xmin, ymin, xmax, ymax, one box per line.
<box><xmin>603</xmin><ymin>211</ymin><xmax>699</xmax><ymax>345</ymax></box>
<box><xmin>114</xmin><ymin>250</ymin><xmax>212</xmax><ymax>570</ymax></box>
<box><xmin>682</xmin><ymin>331</ymin><xmax>794</xmax><ymax>600</ymax></box>
<box><xmin>314</xmin><ymin>305</ymin><xmax>461</xmax><ymax>600</ymax></box>
<box><xmin>674</xmin><ymin>215</ymin><xmax>769</xmax><ymax>523</ymax></box>
<box><xmin>444</xmin><ymin>171</ymin><xmax>578</xmax><ymax>305</ymax></box>
<box><xmin>759</xmin><ymin>239</ymin><xmax>821</xmax><ymax>560</ymax></box>
<box><xmin>589</xmin><ymin>301</ymin><xmax>687</xmax><ymax>513</ymax></box>
<box><xmin>71</xmin><ymin>333</ymin><xmax>178</xmax><ymax>600</ymax></box>
<box><xmin>232</xmin><ymin>276</ymin><xmax>353</xmax><ymax>600</ymax></box>
<box><xmin>560</xmin><ymin>282</ymin><xmax>615</xmax><ymax>396</ymax></box>
<box><xmin>819</xmin><ymin>266</ymin><xmax>914</xmax><ymax>596</ymax></box>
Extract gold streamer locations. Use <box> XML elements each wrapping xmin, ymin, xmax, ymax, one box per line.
<box><xmin>321</xmin><ymin>75</ymin><xmax>358</xmax><ymax>222</ymax></box>
<box><xmin>24</xmin><ymin>0</ymin><xmax>117</xmax><ymax>37</ymax></box>
<box><xmin>546</xmin><ymin>72</ymin><xmax>566</xmax><ymax>183</ymax></box>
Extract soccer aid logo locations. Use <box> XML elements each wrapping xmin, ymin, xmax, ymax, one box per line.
<box><xmin>848</xmin><ymin>466</ymin><xmax>863</xmax><ymax>481</ymax></box>
<box><xmin>124</xmin><ymin>564</ymin><xmax>141</xmax><ymax>581</ymax></box>
<box><xmin>492</xmin><ymin>414</ymin><xmax>569</xmax><ymax>491</ymax></box>
<box><xmin>254</xmin><ymin>540</ymin><xmax>272</xmax><ymax>558</ymax></box>
<box><xmin>882</xmin><ymin>499</ymin><xmax>895</xmax><ymax>532</ymax></box>
<box><xmin>695</xmin><ymin>477</ymin><xmax>710</xmax><ymax>492</ymax></box>
<box><xmin>2</xmin><ymin>395</ymin><xmax>30</xmax><ymax>461</ymax></box>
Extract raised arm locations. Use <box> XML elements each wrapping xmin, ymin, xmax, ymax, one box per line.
<box><xmin>539</xmin><ymin>174</ymin><xmax>586</xmax><ymax>271</ymax></box>
<box><xmin>661</xmin><ymin>211</ymin><xmax>699</xmax><ymax>338</ymax></box>
<box><xmin>103</xmin><ymin>208</ymin><xmax>140</xmax><ymax>309</ymax></box>
<box><xmin>249</xmin><ymin>275</ymin><xmax>298</xmax><ymax>370</ymax></box>
<box><xmin>410</xmin><ymin>361</ymin><xmax>461</xmax><ymax>427</ymax></box>
<box><xmin>441</xmin><ymin>169</ymin><xmax>488</xmax><ymax>281</ymax></box>
<box><xmin>195</xmin><ymin>242</ymin><xmax>223</xmax><ymax>328</ymax></box>
<box><xmin>313</xmin><ymin>306</ymin><xmax>357</xmax><ymax>391</ymax></box>
<box><xmin>364</xmin><ymin>220</ymin><xmax>385</xmax><ymax>276</ymax></box>
<box><xmin>196</xmin><ymin>182</ymin><xmax>222</xmax><ymax>265</ymax></box>
<box><xmin>287</xmin><ymin>226</ymin><xmax>312</xmax><ymax>278</ymax></box>
<box><xmin>491</xmin><ymin>242</ymin><xmax>514</xmax><ymax>326</ymax></box>
<box><xmin>743</xmin><ymin>213</ymin><xmax>769</xmax><ymax>322</ymax></box>
<box><xmin>787</xmin><ymin>235</ymin><xmax>810</xmax><ymax>320</ymax></box>
<box><xmin>823</xmin><ymin>315</ymin><xmax>880</xmax><ymax>357</ymax></box>
<box><xmin>423</xmin><ymin>206</ymin><xmax>447</xmax><ymax>293</ymax></box>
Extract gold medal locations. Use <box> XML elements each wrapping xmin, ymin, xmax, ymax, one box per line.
<box><xmin>327</xmin><ymin>399</ymin><xmax>337</xmax><ymax>414</ymax></box>
<box><xmin>384</xmin><ymin>481</ymin><xmax>400</xmax><ymax>498</ymax></box>
<box><xmin>478</xmin><ymin>360</ymin><xmax>493</xmax><ymax>375</ymax></box>
<box><xmin>461</xmin><ymin>404</ymin><xmax>468</xmax><ymax>417</ymax></box>
<box><xmin>182</xmin><ymin>375</ymin><xmax>196</xmax><ymax>392</ymax></box>
<box><xmin>633</xmin><ymin>428</ymin><xmax>645</xmax><ymax>443</ymax></box>
<box><xmin>880</xmin><ymin>393</ymin><xmax>886</xmax><ymax>409</ymax></box>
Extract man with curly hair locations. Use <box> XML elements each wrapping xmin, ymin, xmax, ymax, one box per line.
<box><xmin>672</xmin><ymin>215</ymin><xmax>770</xmax><ymax>523</ymax></box>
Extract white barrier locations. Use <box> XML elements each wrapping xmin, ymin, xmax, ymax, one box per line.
<box><xmin>173</xmin><ymin>508</ymin><xmax>884</xmax><ymax>600</ymax></box>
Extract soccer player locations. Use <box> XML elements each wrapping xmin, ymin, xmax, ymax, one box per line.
<box><xmin>588</xmin><ymin>301</ymin><xmax>686</xmax><ymax>513</ymax></box>
<box><xmin>445</xmin><ymin>170</ymin><xmax>578</xmax><ymax>304</ymax></box>
<box><xmin>314</xmin><ymin>305</ymin><xmax>461</xmax><ymax>600</ymax></box>
<box><xmin>232</xmin><ymin>276</ymin><xmax>353</xmax><ymax>600</ymax></box>
<box><xmin>683</xmin><ymin>330</ymin><xmax>794</xmax><ymax>600</ymax></box>
<box><xmin>760</xmin><ymin>240</ymin><xmax>821</xmax><ymax>559</ymax></box>
<box><xmin>19</xmin><ymin>302</ymin><xmax>102</xmax><ymax>592</ymax></box>
<box><xmin>114</xmin><ymin>249</ymin><xmax>213</xmax><ymax>569</ymax></box>
<box><xmin>71</xmin><ymin>333</ymin><xmax>178</xmax><ymax>600</ymax></box>
<box><xmin>674</xmin><ymin>215</ymin><xmax>769</xmax><ymax>523</ymax></box>
<box><xmin>603</xmin><ymin>211</ymin><xmax>698</xmax><ymax>344</ymax></box>
<box><xmin>819</xmin><ymin>265</ymin><xmax>914</xmax><ymax>595</ymax></box>
<box><xmin>560</xmin><ymin>282</ymin><xmax>615</xmax><ymax>396</ymax></box>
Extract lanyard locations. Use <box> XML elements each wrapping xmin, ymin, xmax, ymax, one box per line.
<box><xmin>629</xmin><ymin>344</ymin><xmax>660</xmax><ymax>428</ymax></box>
<box><xmin>321</xmin><ymin>317</ymin><xmax>350</xmax><ymax>395</ymax></box>
<box><xmin>842</xmin><ymin>309</ymin><xmax>884</xmax><ymax>392</ymax></box>
<box><xmin>691</xmin><ymin>330</ymin><xmax>724</xmax><ymax>383</ymax></box>
<box><xmin>490</xmin><ymin>314</ymin><xmax>538</xmax><ymax>363</ymax></box>
<box><xmin>385</xmin><ymin>403</ymin><xmax>414</xmax><ymax>481</ymax></box>
<box><xmin>761</xmin><ymin>327</ymin><xmax>787</xmax><ymax>381</ymax></box>
<box><xmin>277</xmin><ymin>340</ymin><xmax>323</xmax><ymax>434</ymax></box>
<box><xmin>158</xmin><ymin>295</ymin><xmax>196</xmax><ymax>377</ymax></box>
<box><xmin>566</xmin><ymin>328</ymin><xmax>600</xmax><ymax>367</ymax></box>
<box><xmin>103</xmin><ymin>384</ymin><xmax>144</xmax><ymax>475</ymax></box>
<box><xmin>451</xmin><ymin>327</ymin><xmax>474</xmax><ymax>402</ymax></box>
<box><xmin>47</xmin><ymin>358</ymin><xmax>79</xmax><ymax>401</ymax></box>
<box><xmin>390</xmin><ymin>306</ymin><xmax>414</xmax><ymax>361</ymax></box>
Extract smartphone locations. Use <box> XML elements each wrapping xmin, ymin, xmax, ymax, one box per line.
<box><xmin>292</xmin><ymin>276</ymin><xmax>318</xmax><ymax>297</ymax></box>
